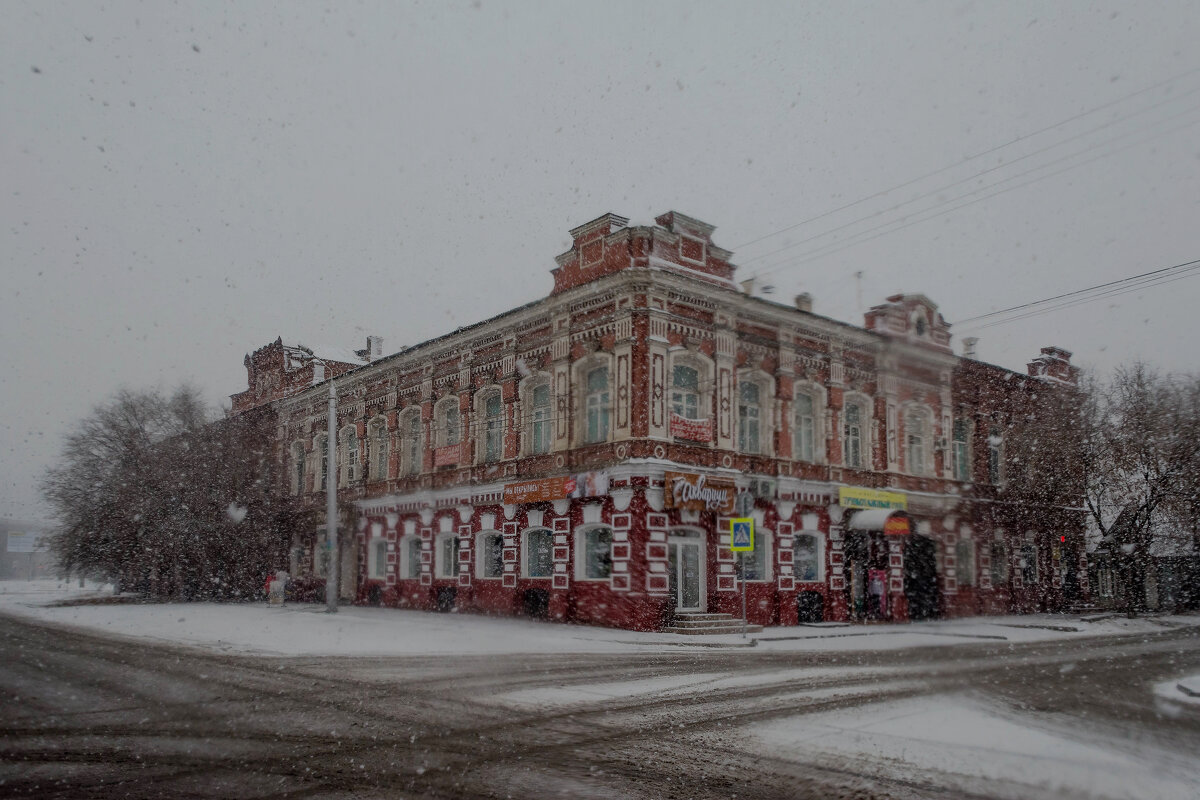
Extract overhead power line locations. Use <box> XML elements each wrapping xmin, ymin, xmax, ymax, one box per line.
<box><xmin>732</xmin><ymin>65</ymin><xmax>1200</xmax><ymax>253</ymax></box>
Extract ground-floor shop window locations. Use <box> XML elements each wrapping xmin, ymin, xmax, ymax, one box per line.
<box><xmin>477</xmin><ymin>532</ymin><xmax>503</xmax><ymax>579</ymax></box>
<box><xmin>523</xmin><ymin>528</ymin><xmax>553</xmax><ymax>578</ymax></box>
<box><xmin>436</xmin><ymin>534</ymin><xmax>458</xmax><ymax>579</ymax></box>
<box><xmin>990</xmin><ymin>540</ymin><xmax>1008</xmax><ymax>585</ymax></box>
<box><xmin>1020</xmin><ymin>542</ymin><xmax>1039</xmax><ymax>584</ymax></box>
<box><xmin>369</xmin><ymin>538</ymin><xmax>388</xmax><ymax>580</ymax></box>
<box><xmin>576</xmin><ymin>526</ymin><xmax>613</xmax><ymax>580</ymax></box>
<box><xmin>794</xmin><ymin>532</ymin><xmax>823</xmax><ymax>582</ymax></box>
<box><xmin>955</xmin><ymin>539</ymin><xmax>975</xmax><ymax>586</ymax></box>
<box><xmin>402</xmin><ymin>536</ymin><xmax>422</xmax><ymax>579</ymax></box>
<box><xmin>741</xmin><ymin>529</ymin><xmax>772</xmax><ymax>581</ymax></box>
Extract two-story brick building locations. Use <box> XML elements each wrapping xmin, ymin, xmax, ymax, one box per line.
<box><xmin>232</xmin><ymin>211</ymin><xmax>1086</xmax><ymax>630</ymax></box>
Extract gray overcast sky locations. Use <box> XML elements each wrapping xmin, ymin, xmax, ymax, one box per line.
<box><xmin>3</xmin><ymin>1</ymin><xmax>1198</xmax><ymax>519</ymax></box>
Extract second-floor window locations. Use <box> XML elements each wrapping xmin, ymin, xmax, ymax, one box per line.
<box><xmin>671</xmin><ymin>365</ymin><xmax>700</xmax><ymax>420</ymax></box>
<box><xmin>905</xmin><ymin>409</ymin><xmax>928</xmax><ymax>476</ymax></box>
<box><xmin>369</xmin><ymin>419</ymin><xmax>388</xmax><ymax>481</ymax></box>
<box><xmin>402</xmin><ymin>410</ymin><xmax>422</xmax><ymax>475</ymax></box>
<box><xmin>988</xmin><ymin>427</ymin><xmax>1004</xmax><ymax>485</ymax></box>
<box><xmin>738</xmin><ymin>381</ymin><xmax>762</xmax><ymax>454</ymax></box>
<box><xmin>952</xmin><ymin>418</ymin><xmax>971</xmax><ymax>481</ymax></box>
<box><xmin>530</xmin><ymin>383</ymin><xmax>552</xmax><ymax>454</ymax></box>
<box><xmin>844</xmin><ymin>403</ymin><xmax>864</xmax><ymax>468</ymax></box>
<box><xmin>437</xmin><ymin>400</ymin><xmax>461</xmax><ymax>447</ymax></box>
<box><xmin>291</xmin><ymin>442</ymin><xmax>306</xmax><ymax>495</ymax></box>
<box><xmin>585</xmin><ymin>367</ymin><xmax>610</xmax><ymax>444</ymax></box>
<box><xmin>317</xmin><ymin>435</ymin><xmax>329</xmax><ymax>491</ymax></box>
<box><xmin>794</xmin><ymin>392</ymin><xmax>815</xmax><ymax>462</ymax></box>
<box><xmin>343</xmin><ymin>428</ymin><xmax>359</xmax><ymax>484</ymax></box>
<box><xmin>482</xmin><ymin>392</ymin><xmax>503</xmax><ymax>463</ymax></box>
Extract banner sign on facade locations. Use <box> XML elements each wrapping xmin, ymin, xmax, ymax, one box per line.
<box><xmin>504</xmin><ymin>471</ymin><xmax>610</xmax><ymax>505</ymax></box>
<box><xmin>669</xmin><ymin>414</ymin><xmax>712</xmax><ymax>442</ymax></box>
<box><xmin>434</xmin><ymin>444</ymin><xmax>462</xmax><ymax>467</ymax></box>
<box><xmin>664</xmin><ymin>471</ymin><xmax>736</xmax><ymax>514</ymax></box>
<box><xmin>730</xmin><ymin>518</ymin><xmax>754</xmax><ymax>552</ymax></box>
<box><xmin>838</xmin><ymin>486</ymin><xmax>907</xmax><ymax>510</ymax></box>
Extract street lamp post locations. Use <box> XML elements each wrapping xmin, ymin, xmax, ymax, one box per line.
<box><xmin>325</xmin><ymin>375</ymin><xmax>339</xmax><ymax>613</ymax></box>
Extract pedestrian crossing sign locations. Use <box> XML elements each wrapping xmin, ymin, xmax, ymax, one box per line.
<box><xmin>730</xmin><ymin>518</ymin><xmax>754</xmax><ymax>552</ymax></box>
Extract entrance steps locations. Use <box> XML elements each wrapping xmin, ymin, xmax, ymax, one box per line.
<box><xmin>662</xmin><ymin>612</ymin><xmax>762</xmax><ymax>635</ymax></box>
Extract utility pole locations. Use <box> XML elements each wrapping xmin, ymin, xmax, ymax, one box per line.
<box><xmin>325</xmin><ymin>375</ymin><xmax>339</xmax><ymax>614</ymax></box>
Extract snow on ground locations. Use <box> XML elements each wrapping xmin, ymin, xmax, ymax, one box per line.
<box><xmin>740</xmin><ymin>694</ymin><xmax>1200</xmax><ymax>800</ymax></box>
<box><xmin>1154</xmin><ymin>673</ymin><xmax>1200</xmax><ymax>711</ymax></box>
<box><xmin>1</xmin><ymin>579</ymin><xmax>1198</xmax><ymax>659</ymax></box>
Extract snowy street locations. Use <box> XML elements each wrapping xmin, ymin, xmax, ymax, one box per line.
<box><xmin>2</xmin><ymin>582</ymin><xmax>1200</xmax><ymax>798</ymax></box>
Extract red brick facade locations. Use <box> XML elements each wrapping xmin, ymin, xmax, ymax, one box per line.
<box><xmin>234</xmin><ymin>211</ymin><xmax>1086</xmax><ymax>629</ymax></box>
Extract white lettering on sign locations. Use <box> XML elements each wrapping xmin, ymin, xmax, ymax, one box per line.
<box><xmin>671</xmin><ymin>474</ymin><xmax>732</xmax><ymax>512</ymax></box>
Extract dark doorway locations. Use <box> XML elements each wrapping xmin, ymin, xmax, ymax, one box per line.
<box><xmin>797</xmin><ymin>590</ymin><xmax>825</xmax><ymax>623</ymax></box>
<box><xmin>367</xmin><ymin>583</ymin><xmax>383</xmax><ymax>606</ymax></box>
<box><xmin>904</xmin><ymin>534</ymin><xmax>941</xmax><ymax>621</ymax></box>
<box><xmin>435</xmin><ymin>586</ymin><xmax>457</xmax><ymax>612</ymax></box>
<box><xmin>522</xmin><ymin>588</ymin><xmax>550</xmax><ymax>619</ymax></box>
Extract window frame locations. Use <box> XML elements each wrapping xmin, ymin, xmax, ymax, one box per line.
<box><xmin>434</xmin><ymin>396</ymin><xmax>462</xmax><ymax>449</ymax></box>
<box><xmin>792</xmin><ymin>380</ymin><xmax>827</xmax><ymax>464</ymax></box>
<box><xmin>955</xmin><ymin>538</ymin><xmax>975</xmax><ymax>586</ymax></box>
<box><xmin>574</xmin><ymin>525</ymin><xmax>613</xmax><ymax>581</ymax></box>
<box><xmin>399</xmin><ymin>407</ymin><xmax>423</xmax><ymax>476</ymax></box>
<box><xmin>793</xmin><ymin>531</ymin><xmax>824</xmax><ymax>583</ymax></box>
<box><xmin>367</xmin><ymin>416</ymin><xmax>389</xmax><ymax>482</ymax></box>
<box><xmin>368</xmin><ymin>536</ymin><xmax>389</xmax><ymax>580</ymax></box>
<box><xmin>904</xmin><ymin>404</ymin><xmax>933</xmax><ymax>477</ymax></box>
<box><xmin>339</xmin><ymin>424</ymin><xmax>359</xmax><ymax>487</ymax></box>
<box><xmin>435</xmin><ymin>532</ymin><xmax>458</xmax><ymax>580</ymax></box>
<box><xmin>988</xmin><ymin>426</ymin><xmax>1005</xmax><ymax>485</ymax></box>
<box><xmin>400</xmin><ymin>535</ymin><xmax>422</xmax><ymax>580</ymax></box>
<box><xmin>952</xmin><ymin>417</ymin><xmax>972</xmax><ymax>482</ymax></box>
<box><xmin>990</xmin><ymin>539</ymin><xmax>1008</xmax><ymax>585</ymax></box>
<box><xmin>740</xmin><ymin>527</ymin><xmax>772</xmax><ymax>582</ymax></box>
<box><xmin>314</xmin><ymin>434</ymin><xmax>329</xmax><ymax>491</ymax></box>
<box><xmin>522</xmin><ymin>527</ymin><xmax>554</xmax><ymax>579</ymax></box>
<box><xmin>671</xmin><ymin>363</ymin><xmax>702</xmax><ymax>421</ymax></box>
<box><xmin>475</xmin><ymin>387</ymin><xmax>504</xmax><ymax>464</ymax></box>
<box><xmin>475</xmin><ymin>531</ymin><xmax>504</xmax><ymax>580</ymax></box>
<box><xmin>584</xmin><ymin>365</ymin><xmax>611</xmax><ymax>445</ymax></box>
<box><xmin>290</xmin><ymin>441</ymin><xmax>306</xmax><ymax>495</ymax></box>
<box><xmin>1019</xmin><ymin>540</ymin><xmax>1039</xmax><ymax>584</ymax></box>
<box><xmin>522</xmin><ymin>376</ymin><xmax>553</xmax><ymax>456</ymax></box>
<box><xmin>842</xmin><ymin>393</ymin><xmax>871</xmax><ymax>469</ymax></box>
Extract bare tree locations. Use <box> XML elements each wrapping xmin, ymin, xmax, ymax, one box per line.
<box><xmin>43</xmin><ymin>386</ymin><xmax>295</xmax><ymax>599</ymax></box>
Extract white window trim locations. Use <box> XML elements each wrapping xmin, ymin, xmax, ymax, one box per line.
<box><xmin>667</xmin><ymin>351</ymin><xmax>714</xmax><ymax>443</ymax></box>
<box><xmin>736</xmin><ymin>370</ymin><xmax>774</xmax><ymax>456</ymax></box>
<box><xmin>955</xmin><ymin>538</ymin><xmax>976</xmax><ymax>586</ymax></box>
<box><xmin>572</xmin><ymin>354</ymin><xmax>615</xmax><ymax>446</ymax></box>
<box><xmin>841</xmin><ymin>392</ymin><xmax>873</xmax><ymax>469</ymax></box>
<box><xmin>902</xmin><ymin>403</ymin><xmax>935</xmax><ymax>477</ymax></box>
<box><xmin>793</xmin><ymin>380</ymin><xmax>828</xmax><ymax>464</ymax></box>
<box><xmin>435</xmin><ymin>532</ymin><xmax>458</xmax><ymax>580</ymax></box>
<box><xmin>793</xmin><ymin>530</ymin><xmax>825</xmax><ymax>583</ymax></box>
<box><xmin>521</xmin><ymin>527</ymin><xmax>554</xmax><ymax>579</ymax></box>
<box><xmin>313</xmin><ymin>433</ymin><xmax>330</xmax><ymax>492</ymax></box>
<box><xmin>434</xmin><ymin>396</ymin><xmax>462</xmax><ymax>449</ymax></box>
<box><xmin>475</xmin><ymin>531</ymin><xmax>504</xmax><ymax>580</ymax></box>
<box><xmin>574</xmin><ymin>524</ymin><xmax>614</xmax><ymax>581</ymax></box>
<box><xmin>338</xmin><ymin>424</ymin><xmax>359</xmax><ymax>487</ymax></box>
<box><xmin>952</xmin><ymin>417</ymin><xmax>973</xmax><ymax>482</ymax></box>
<box><xmin>520</xmin><ymin>374</ymin><xmax>554</xmax><ymax>456</ymax></box>
<box><xmin>474</xmin><ymin>387</ymin><xmax>505</xmax><ymax>465</ymax></box>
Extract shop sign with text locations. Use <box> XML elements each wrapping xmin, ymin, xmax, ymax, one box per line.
<box><xmin>664</xmin><ymin>471</ymin><xmax>736</xmax><ymax>514</ymax></box>
<box><xmin>839</xmin><ymin>486</ymin><xmax>907</xmax><ymax>510</ymax></box>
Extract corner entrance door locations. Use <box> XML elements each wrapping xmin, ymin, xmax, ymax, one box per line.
<box><xmin>668</xmin><ymin>533</ymin><xmax>705</xmax><ymax>612</ymax></box>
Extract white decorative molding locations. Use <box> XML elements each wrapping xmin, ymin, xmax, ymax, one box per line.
<box><xmin>526</xmin><ymin>508</ymin><xmax>544</xmax><ymax>527</ymax></box>
<box><xmin>502</xmin><ymin>503</ymin><xmax>517</xmax><ymax>520</ymax></box>
<box><xmin>609</xmin><ymin>487</ymin><xmax>634</xmax><ymax>512</ymax></box>
<box><xmin>775</xmin><ymin>500</ymin><xmax>796</xmax><ymax>520</ymax></box>
<box><xmin>457</xmin><ymin>504</ymin><xmax>473</xmax><ymax>523</ymax></box>
<box><xmin>552</xmin><ymin>498</ymin><xmax>570</xmax><ymax>516</ymax></box>
<box><xmin>419</xmin><ymin>507</ymin><xmax>434</xmax><ymax>525</ymax></box>
<box><xmin>644</xmin><ymin>487</ymin><xmax>665</xmax><ymax>512</ymax></box>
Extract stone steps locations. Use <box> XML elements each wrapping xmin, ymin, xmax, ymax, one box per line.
<box><xmin>662</xmin><ymin>612</ymin><xmax>762</xmax><ymax>635</ymax></box>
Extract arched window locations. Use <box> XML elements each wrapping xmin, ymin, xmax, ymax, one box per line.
<box><xmin>955</xmin><ymin>539</ymin><xmax>975</xmax><ymax>586</ymax></box>
<box><xmin>672</xmin><ymin>364</ymin><xmax>701</xmax><ymax>420</ymax></box>
<box><xmin>843</xmin><ymin>399</ymin><xmax>867</xmax><ymax>469</ymax></box>
<box><xmin>952</xmin><ymin>418</ymin><xmax>971</xmax><ymax>481</ymax></box>
<box><xmin>367</xmin><ymin>529</ymin><xmax>389</xmax><ymax>580</ymax></box>
<box><xmin>476</xmin><ymin>531</ymin><xmax>504</xmax><ymax>579</ymax></box>
<box><xmin>435</xmin><ymin>397</ymin><xmax>461</xmax><ymax>448</ymax></box>
<box><xmin>290</xmin><ymin>442</ymin><xmax>306</xmax><ymax>495</ymax></box>
<box><xmin>794</xmin><ymin>393</ymin><xmax>815</xmax><ymax>462</ymax></box>
<box><xmin>478</xmin><ymin>390</ymin><xmax>504</xmax><ymax>463</ymax></box>
<box><xmin>523</xmin><ymin>527</ymin><xmax>553</xmax><ymax>578</ymax></box>
<box><xmin>367</xmin><ymin>417</ymin><xmax>389</xmax><ymax>482</ymax></box>
<box><xmin>990</xmin><ymin>539</ymin><xmax>1008</xmax><ymax>585</ymax></box>
<box><xmin>399</xmin><ymin>408</ymin><xmax>423</xmax><ymax>476</ymax></box>
<box><xmin>527</xmin><ymin>380</ymin><xmax>552</xmax><ymax>455</ymax></box>
<box><xmin>905</xmin><ymin>407</ymin><xmax>932</xmax><ymax>476</ymax></box>
<box><xmin>575</xmin><ymin>525</ymin><xmax>613</xmax><ymax>580</ymax></box>
<box><xmin>584</xmin><ymin>367</ymin><xmax>610</xmax><ymax>444</ymax></box>
<box><xmin>738</xmin><ymin>381</ymin><xmax>762</xmax><ymax>454</ymax></box>
<box><xmin>794</xmin><ymin>532</ymin><xmax>824</xmax><ymax>582</ymax></box>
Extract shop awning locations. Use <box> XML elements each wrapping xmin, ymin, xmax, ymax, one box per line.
<box><xmin>846</xmin><ymin>508</ymin><xmax>911</xmax><ymax>535</ymax></box>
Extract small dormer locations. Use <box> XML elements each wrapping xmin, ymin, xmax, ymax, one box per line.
<box><xmin>864</xmin><ymin>294</ymin><xmax>952</xmax><ymax>351</ymax></box>
<box><xmin>1027</xmin><ymin>346</ymin><xmax>1079</xmax><ymax>385</ymax></box>
<box><xmin>550</xmin><ymin>213</ymin><xmax>630</xmax><ymax>295</ymax></box>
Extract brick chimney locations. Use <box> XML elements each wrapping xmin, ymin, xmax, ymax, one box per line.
<box><xmin>1027</xmin><ymin>346</ymin><xmax>1079</xmax><ymax>385</ymax></box>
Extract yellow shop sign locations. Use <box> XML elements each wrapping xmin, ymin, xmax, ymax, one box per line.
<box><xmin>838</xmin><ymin>486</ymin><xmax>907</xmax><ymax>511</ymax></box>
